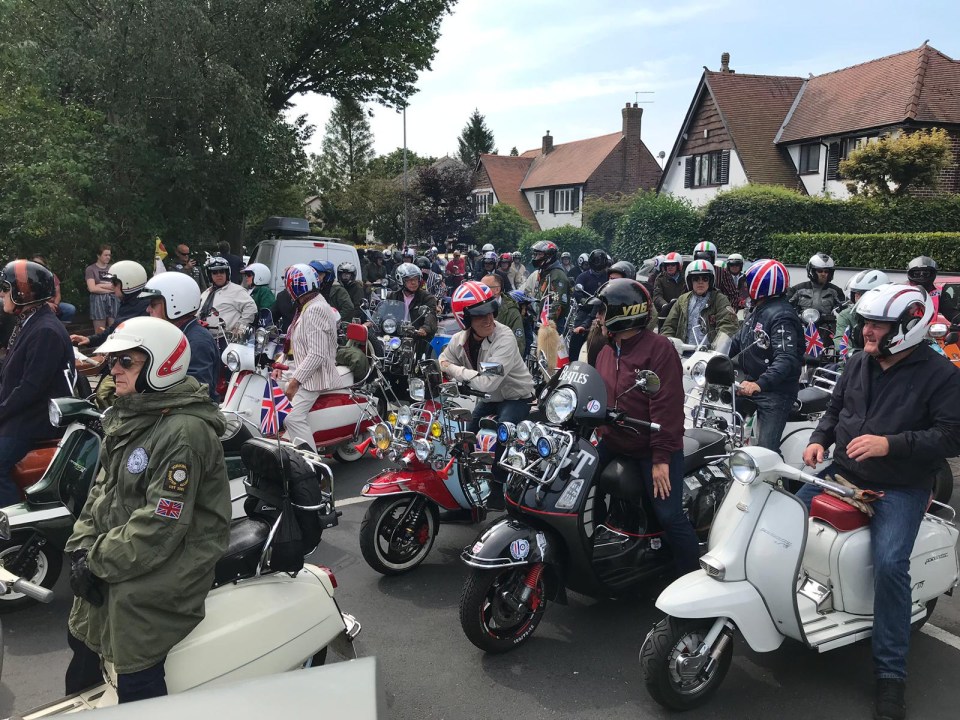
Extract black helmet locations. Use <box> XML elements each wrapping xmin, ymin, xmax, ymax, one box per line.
<box><xmin>337</xmin><ymin>261</ymin><xmax>358</xmax><ymax>284</ymax></box>
<box><xmin>607</xmin><ymin>260</ymin><xmax>637</xmax><ymax>279</ymax></box>
<box><xmin>907</xmin><ymin>255</ymin><xmax>937</xmax><ymax>287</ymax></box>
<box><xmin>392</xmin><ymin>250</ymin><xmax>404</xmax><ymax>264</ymax></box>
<box><xmin>597</xmin><ymin>279</ymin><xmax>653</xmax><ymax>333</ymax></box>
<box><xmin>531</xmin><ymin>240</ymin><xmax>559</xmax><ymax>269</ymax></box>
<box><xmin>0</xmin><ymin>260</ymin><xmax>56</xmax><ymax>306</ymax></box>
<box><xmin>588</xmin><ymin>249</ymin><xmax>610</xmax><ymax>272</ymax></box>
<box><xmin>204</xmin><ymin>255</ymin><xmax>231</xmax><ymax>282</ymax></box>
<box><xmin>415</xmin><ymin>256</ymin><xmax>431</xmax><ymax>270</ymax></box>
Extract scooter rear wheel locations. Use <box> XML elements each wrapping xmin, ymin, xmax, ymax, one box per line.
<box><xmin>641</xmin><ymin>616</ymin><xmax>732</xmax><ymax>710</ymax></box>
<box><xmin>459</xmin><ymin>566</ymin><xmax>546</xmax><ymax>654</ymax></box>
<box><xmin>933</xmin><ymin>460</ymin><xmax>954</xmax><ymax>507</ymax></box>
<box><xmin>0</xmin><ymin>537</ymin><xmax>62</xmax><ymax>613</ymax></box>
<box><xmin>359</xmin><ymin>496</ymin><xmax>437</xmax><ymax>575</ymax></box>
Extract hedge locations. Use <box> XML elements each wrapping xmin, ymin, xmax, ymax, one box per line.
<box><xmin>613</xmin><ymin>190</ymin><xmax>700</xmax><ymax>265</ymax></box>
<box><xmin>700</xmin><ymin>186</ymin><xmax>960</xmax><ymax>258</ymax></box>
<box><xmin>767</xmin><ymin>232</ymin><xmax>960</xmax><ymax>270</ymax></box>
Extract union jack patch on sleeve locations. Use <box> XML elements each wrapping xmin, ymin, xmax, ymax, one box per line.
<box><xmin>155</xmin><ymin>498</ymin><xmax>184</xmax><ymax>520</ymax></box>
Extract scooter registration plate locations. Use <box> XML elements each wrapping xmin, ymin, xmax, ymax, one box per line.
<box><xmin>708</xmin><ymin>464</ymin><xmax>728</xmax><ymax>479</ymax></box>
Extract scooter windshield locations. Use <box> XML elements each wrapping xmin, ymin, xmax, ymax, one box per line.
<box><xmin>40</xmin><ymin>428</ymin><xmax>101</xmax><ymax>518</ymax></box>
<box><xmin>375</xmin><ymin>300</ymin><xmax>407</xmax><ymax>330</ymax></box>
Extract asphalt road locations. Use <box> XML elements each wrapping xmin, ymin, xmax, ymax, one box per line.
<box><xmin>2</xmin><ymin>455</ymin><xmax>959</xmax><ymax>720</ymax></box>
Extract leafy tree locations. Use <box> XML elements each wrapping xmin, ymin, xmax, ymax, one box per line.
<box><xmin>367</xmin><ymin>178</ymin><xmax>409</xmax><ymax>247</ymax></box>
<box><xmin>582</xmin><ymin>192</ymin><xmax>639</xmax><ymax>250</ymax></box>
<box><xmin>613</xmin><ymin>191</ymin><xmax>700</xmax><ymax>264</ymax></box>
<box><xmin>470</xmin><ymin>204</ymin><xmax>533</xmax><ymax>251</ymax></box>
<box><xmin>411</xmin><ymin>159</ymin><xmax>475</xmax><ymax>245</ymax></box>
<box><xmin>457</xmin><ymin>109</ymin><xmax>496</xmax><ymax>168</ymax></box>
<box><xmin>509</xmin><ymin>146</ymin><xmax>519</xmax><ymax>156</ymax></box>
<box><xmin>840</xmin><ymin>128</ymin><xmax>954</xmax><ymax>197</ymax></box>
<box><xmin>518</xmin><ymin>226</ymin><xmax>602</xmax><ymax>264</ymax></box>
<box><xmin>368</xmin><ymin>147</ymin><xmax>436</xmax><ymax>178</ymax></box>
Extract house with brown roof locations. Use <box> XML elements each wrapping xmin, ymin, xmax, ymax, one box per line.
<box><xmin>660</xmin><ymin>45</ymin><xmax>960</xmax><ymax>205</ymax></box>
<box><xmin>472</xmin><ymin>103</ymin><xmax>661</xmax><ymax>230</ymax></box>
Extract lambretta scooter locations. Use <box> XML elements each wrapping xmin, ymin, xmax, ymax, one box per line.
<box><xmin>458</xmin><ymin>361</ymin><xmax>732</xmax><ymax>653</ymax></box>
<box><xmin>639</xmin><ymin>445</ymin><xmax>959</xmax><ymax>710</ymax></box>
<box><xmin>1</xmin><ymin>437</ymin><xmax>361</xmax><ymax>715</ymax></box>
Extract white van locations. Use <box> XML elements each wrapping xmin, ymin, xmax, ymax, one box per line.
<box><xmin>247</xmin><ymin>217</ymin><xmax>362</xmax><ymax>296</ymax></box>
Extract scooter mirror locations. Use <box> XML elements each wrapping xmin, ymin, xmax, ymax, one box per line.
<box><xmin>636</xmin><ymin>370</ymin><xmax>661</xmax><ymax>396</ymax></box>
<box><xmin>0</xmin><ymin>511</ymin><xmax>9</xmax><ymax>541</ymax></box>
<box><xmin>928</xmin><ymin>322</ymin><xmax>948</xmax><ymax>339</ymax></box>
<box><xmin>705</xmin><ymin>355</ymin><xmax>736</xmax><ymax>386</ymax></box>
<box><xmin>478</xmin><ymin>362</ymin><xmax>504</xmax><ymax>376</ymax></box>
<box><xmin>754</xmin><ymin>329</ymin><xmax>770</xmax><ymax>350</ymax></box>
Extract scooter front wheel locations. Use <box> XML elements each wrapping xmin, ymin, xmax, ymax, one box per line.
<box><xmin>0</xmin><ymin>537</ymin><xmax>62</xmax><ymax>614</ymax></box>
<box><xmin>332</xmin><ymin>439</ymin><xmax>363</xmax><ymax>463</ymax></box>
<box><xmin>459</xmin><ymin>566</ymin><xmax>546</xmax><ymax>654</ymax></box>
<box><xmin>640</xmin><ymin>616</ymin><xmax>733</xmax><ymax>710</ymax></box>
<box><xmin>359</xmin><ymin>496</ymin><xmax>437</xmax><ymax>575</ymax></box>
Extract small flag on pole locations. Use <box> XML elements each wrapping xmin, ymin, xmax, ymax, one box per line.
<box><xmin>804</xmin><ymin>323</ymin><xmax>824</xmax><ymax>358</ymax></box>
<box><xmin>838</xmin><ymin>327</ymin><xmax>851</xmax><ymax>358</ymax></box>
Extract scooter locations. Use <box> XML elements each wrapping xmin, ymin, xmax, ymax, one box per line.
<box><xmin>1</xmin><ymin>437</ymin><xmax>361</xmax><ymax>714</ymax></box>
<box><xmin>220</xmin><ymin>310</ymin><xmax>379</xmax><ymax>463</ymax></box>
<box><xmin>357</xmin><ymin>360</ymin><xmax>499</xmax><ymax>575</ymax></box>
<box><xmin>640</xmin><ymin>445</ymin><xmax>958</xmax><ymax>710</ymax></box>
<box><xmin>458</xmin><ymin>361</ymin><xmax>732</xmax><ymax>653</ymax></box>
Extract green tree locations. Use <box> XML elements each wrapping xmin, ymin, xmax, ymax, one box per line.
<box><xmin>839</xmin><ymin>128</ymin><xmax>954</xmax><ymax>197</ymax></box>
<box><xmin>315</xmin><ymin>98</ymin><xmax>375</xmax><ymax>190</ymax></box>
<box><xmin>457</xmin><ymin>109</ymin><xmax>496</xmax><ymax>168</ymax></box>
<box><xmin>582</xmin><ymin>192</ymin><xmax>639</xmax><ymax>250</ymax></box>
<box><xmin>509</xmin><ymin>146</ymin><xmax>519</xmax><ymax>156</ymax></box>
<box><xmin>613</xmin><ymin>191</ymin><xmax>701</xmax><ymax>264</ymax></box>
<box><xmin>470</xmin><ymin>204</ymin><xmax>533</xmax><ymax>251</ymax></box>
<box><xmin>519</xmin><ymin>226</ymin><xmax>602</xmax><ymax>264</ymax></box>
<box><xmin>368</xmin><ymin>147</ymin><xmax>436</xmax><ymax>178</ymax></box>
<box><xmin>411</xmin><ymin>159</ymin><xmax>475</xmax><ymax>245</ymax></box>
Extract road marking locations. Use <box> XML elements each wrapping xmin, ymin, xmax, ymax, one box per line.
<box><xmin>338</xmin><ymin>495</ymin><xmax>373</xmax><ymax>507</ymax></box>
<box><xmin>921</xmin><ymin>623</ymin><xmax>960</xmax><ymax>652</ymax></box>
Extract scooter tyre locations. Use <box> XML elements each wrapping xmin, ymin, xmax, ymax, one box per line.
<box><xmin>933</xmin><ymin>460</ymin><xmax>953</xmax><ymax>507</ymax></box>
<box><xmin>911</xmin><ymin>598</ymin><xmax>937</xmax><ymax>632</ymax></box>
<box><xmin>333</xmin><ymin>440</ymin><xmax>363</xmax><ymax>463</ymax></box>
<box><xmin>641</xmin><ymin>616</ymin><xmax>732</xmax><ymax>711</ymax></box>
<box><xmin>0</xmin><ymin>537</ymin><xmax>62</xmax><ymax>614</ymax></box>
<box><xmin>359</xmin><ymin>496</ymin><xmax>437</xmax><ymax>575</ymax></box>
<box><xmin>459</xmin><ymin>567</ymin><xmax>546</xmax><ymax>654</ymax></box>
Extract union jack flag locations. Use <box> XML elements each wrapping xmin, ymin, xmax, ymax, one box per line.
<box><xmin>838</xmin><ymin>327</ymin><xmax>851</xmax><ymax>358</ymax></box>
<box><xmin>539</xmin><ymin>295</ymin><xmax>550</xmax><ymax>326</ymax></box>
<box><xmin>155</xmin><ymin>498</ymin><xmax>183</xmax><ymax>520</ymax></box>
<box><xmin>804</xmin><ymin>323</ymin><xmax>824</xmax><ymax>358</ymax></box>
<box><xmin>476</xmin><ymin>430</ymin><xmax>497</xmax><ymax>453</ymax></box>
<box><xmin>260</xmin><ymin>378</ymin><xmax>292</xmax><ymax>436</ymax></box>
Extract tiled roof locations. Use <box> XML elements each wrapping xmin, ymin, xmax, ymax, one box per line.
<box><xmin>477</xmin><ymin>154</ymin><xmax>537</xmax><ymax>224</ymax></box>
<box><xmin>705</xmin><ymin>71</ymin><xmax>805</xmax><ymax>188</ymax></box>
<box><xmin>777</xmin><ymin>44</ymin><xmax>960</xmax><ymax>143</ymax></box>
<box><xmin>520</xmin><ymin>132</ymin><xmax>623</xmax><ymax>189</ymax></box>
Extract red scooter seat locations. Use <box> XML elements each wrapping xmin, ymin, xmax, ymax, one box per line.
<box><xmin>810</xmin><ymin>492</ymin><xmax>871</xmax><ymax>532</ymax></box>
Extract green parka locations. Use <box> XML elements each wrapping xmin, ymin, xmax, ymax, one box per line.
<box><xmin>250</xmin><ymin>284</ymin><xmax>276</xmax><ymax>311</ymax></box>
<box><xmin>497</xmin><ymin>294</ymin><xmax>526</xmax><ymax>355</ymax></box>
<box><xmin>660</xmin><ymin>290</ymin><xmax>740</xmax><ymax>346</ymax></box>
<box><xmin>66</xmin><ymin>377</ymin><xmax>231</xmax><ymax>674</ymax></box>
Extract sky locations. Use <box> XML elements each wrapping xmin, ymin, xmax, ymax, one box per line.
<box><xmin>289</xmin><ymin>0</ymin><xmax>960</xmax><ymax>167</ymax></box>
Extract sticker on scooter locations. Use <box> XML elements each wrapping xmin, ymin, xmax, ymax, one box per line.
<box><xmin>471</xmin><ymin>541</ymin><xmax>484</xmax><ymax>555</ymax></box>
<box><xmin>586</xmin><ymin>399</ymin><xmax>601</xmax><ymax>413</ymax></box>
<box><xmin>536</xmin><ymin>532</ymin><xmax>547</xmax><ymax>558</ymax></box>
<box><xmin>126</xmin><ymin>447</ymin><xmax>148</xmax><ymax>474</ymax></box>
<box><xmin>510</xmin><ymin>539</ymin><xmax>530</xmax><ymax>561</ymax></box>
<box><xmin>650</xmin><ymin>538</ymin><xmax>662</xmax><ymax>550</ymax></box>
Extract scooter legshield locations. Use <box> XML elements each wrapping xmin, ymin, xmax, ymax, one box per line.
<box><xmin>362</xmin><ymin>468</ymin><xmax>460</xmax><ymax>510</ymax></box>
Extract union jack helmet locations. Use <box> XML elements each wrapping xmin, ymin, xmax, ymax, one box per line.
<box><xmin>284</xmin><ymin>263</ymin><xmax>320</xmax><ymax>300</ymax></box>
<box><xmin>452</xmin><ymin>281</ymin><xmax>499</xmax><ymax>329</ymax></box>
<box><xmin>745</xmin><ymin>259</ymin><xmax>790</xmax><ymax>300</ymax></box>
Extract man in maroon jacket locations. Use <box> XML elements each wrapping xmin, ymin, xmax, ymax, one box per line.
<box><xmin>594</xmin><ymin>278</ymin><xmax>698</xmax><ymax>573</ymax></box>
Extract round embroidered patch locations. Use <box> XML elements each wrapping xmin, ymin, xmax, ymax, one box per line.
<box><xmin>126</xmin><ymin>447</ymin><xmax>149</xmax><ymax>474</ymax></box>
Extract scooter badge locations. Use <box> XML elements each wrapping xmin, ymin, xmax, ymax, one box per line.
<box><xmin>126</xmin><ymin>447</ymin><xmax>149</xmax><ymax>474</ymax></box>
<box><xmin>510</xmin><ymin>539</ymin><xmax>530</xmax><ymax>561</ymax></box>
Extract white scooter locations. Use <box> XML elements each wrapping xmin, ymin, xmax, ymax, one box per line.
<box><xmin>1</xmin><ymin>439</ymin><xmax>361</xmax><ymax>716</ymax></box>
<box><xmin>639</xmin><ymin>445</ymin><xmax>959</xmax><ymax>710</ymax></box>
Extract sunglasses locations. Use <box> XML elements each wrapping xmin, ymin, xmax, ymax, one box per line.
<box><xmin>108</xmin><ymin>355</ymin><xmax>146</xmax><ymax>370</ymax></box>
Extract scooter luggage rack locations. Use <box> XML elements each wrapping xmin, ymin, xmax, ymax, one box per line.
<box><xmin>810</xmin><ymin>366</ymin><xmax>842</xmax><ymax>392</ymax></box>
<box><xmin>392</xmin><ymin>405</ymin><xmax>437</xmax><ymax>443</ymax></box>
<box><xmin>500</xmin><ymin>426</ymin><xmax>576</xmax><ymax>488</ymax></box>
<box><xmin>692</xmin><ymin>394</ymin><xmax>748</xmax><ymax>447</ymax></box>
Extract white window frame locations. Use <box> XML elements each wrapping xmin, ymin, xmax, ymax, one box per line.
<box><xmin>475</xmin><ymin>191</ymin><xmax>493</xmax><ymax>216</ymax></box>
<box><xmin>555</xmin><ymin>188</ymin><xmax>573</xmax><ymax>213</ymax></box>
<box><xmin>534</xmin><ymin>191</ymin><xmax>544</xmax><ymax>213</ymax></box>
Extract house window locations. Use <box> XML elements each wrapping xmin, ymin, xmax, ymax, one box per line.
<box><xmin>799</xmin><ymin>143</ymin><xmax>820</xmax><ymax>174</ymax></box>
<box><xmin>475</xmin><ymin>192</ymin><xmax>493</xmax><ymax>215</ymax></box>
<box><xmin>686</xmin><ymin>150</ymin><xmax>727</xmax><ymax>188</ymax></box>
<box><xmin>534</xmin><ymin>191</ymin><xmax>544</xmax><ymax>213</ymax></box>
<box><xmin>555</xmin><ymin>188</ymin><xmax>574</xmax><ymax>213</ymax></box>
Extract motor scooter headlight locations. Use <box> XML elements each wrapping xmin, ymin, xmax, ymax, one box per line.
<box><xmin>382</xmin><ymin>317</ymin><xmax>398</xmax><ymax>335</ymax></box>
<box><xmin>413</xmin><ymin>439</ymin><xmax>431</xmax><ymax>463</ymax></box>
<box><xmin>373</xmin><ymin>423</ymin><xmax>393</xmax><ymax>451</ymax></box>
<box><xmin>545</xmin><ymin>387</ymin><xmax>577</xmax><ymax>424</ymax></box>
<box><xmin>409</xmin><ymin>378</ymin><xmax>426</xmax><ymax>401</ymax></box>
<box><xmin>48</xmin><ymin>399</ymin><xmax>63</xmax><ymax>428</ymax></box>
<box><xmin>516</xmin><ymin>420</ymin><xmax>535</xmax><ymax>442</ymax></box>
<box><xmin>224</xmin><ymin>349</ymin><xmax>242</xmax><ymax>373</ymax></box>
<box><xmin>397</xmin><ymin>405</ymin><xmax>413</xmax><ymax>426</ymax></box>
<box><xmin>497</xmin><ymin>422</ymin><xmax>516</xmax><ymax>443</ymax></box>
<box><xmin>729</xmin><ymin>450</ymin><xmax>758</xmax><ymax>484</ymax></box>
<box><xmin>691</xmin><ymin>360</ymin><xmax>707</xmax><ymax>387</ymax></box>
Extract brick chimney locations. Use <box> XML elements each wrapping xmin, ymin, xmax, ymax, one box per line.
<box><xmin>621</xmin><ymin>102</ymin><xmax>643</xmax><ymax>190</ymax></box>
<box><xmin>542</xmin><ymin>131</ymin><xmax>553</xmax><ymax>155</ymax></box>
<box><xmin>720</xmin><ymin>52</ymin><xmax>734</xmax><ymax>73</ymax></box>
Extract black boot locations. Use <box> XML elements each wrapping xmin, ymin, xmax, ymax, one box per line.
<box><xmin>875</xmin><ymin>678</ymin><xmax>906</xmax><ymax>720</ymax></box>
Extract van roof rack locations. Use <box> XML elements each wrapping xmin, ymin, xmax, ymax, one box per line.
<box><xmin>262</xmin><ymin>216</ymin><xmax>310</xmax><ymax>237</ymax></box>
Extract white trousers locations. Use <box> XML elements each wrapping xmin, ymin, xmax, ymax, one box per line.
<box><xmin>282</xmin><ymin>386</ymin><xmax>322</xmax><ymax>452</ymax></box>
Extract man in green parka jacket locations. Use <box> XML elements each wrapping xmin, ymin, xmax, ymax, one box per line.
<box><xmin>483</xmin><ymin>274</ymin><xmax>525</xmax><ymax>355</ymax></box>
<box><xmin>660</xmin><ymin>259</ymin><xmax>740</xmax><ymax>349</ymax></box>
<box><xmin>64</xmin><ymin>316</ymin><xmax>231</xmax><ymax>703</ymax></box>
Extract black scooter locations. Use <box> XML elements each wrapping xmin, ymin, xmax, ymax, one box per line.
<box><xmin>458</xmin><ymin>361</ymin><xmax>731</xmax><ymax>653</ymax></box>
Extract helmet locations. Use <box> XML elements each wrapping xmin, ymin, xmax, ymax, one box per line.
<box><xmin>577</xmin><ymin>252</ymin><xmax>589</xmax><ymax>268</ymax></box>
<box><xmin>531</xmin><ymin>240</ymin><xmax>559</xmax><ymax>269</ymax></box>
<box><xmin>308</xmin><ymin>260</ymin><xmax>335</xmax><ymax>290</ymax></box>
<box><xmin>561</xmin><ymin>251</ymin><xmax>571</xmax><ymax>260</ymax></box>
<box><xmin>336</xmin><ymin>262</ymin><xmax>357</xmax><ymax>285</ymax></box>
<box><xmin>806</xmin><ymin>253</ymin><xmax>836</xmax><ymax>283</ymax></box>
<box><xmin>607</xmin><ymin>260</ymin><xmax>637</xmax><ymax>279</ymax></box>
<box><xmin>402</xmin><ymin>248</ymin><xmax>415</xmax><ymax>260</ymax></box>
<box><xmin>685</xmin><ymin>259</ymin><xmax>715</xmax><ymax>291</ymax></box>
<box><xmin>745</xmin><ymin>259</ymin><xmax>790</xmax><ymax>300</ymax></box>
<box><xmin>852</xmin><ymin>284</ymin><xmax>933</xmax><ymax>356</ymax></box>
<box><xmin>415</xmin><ymin>256</ymin><xmax>431</xmax><ymax>271</ymax></box>
<box><xmin>204</xmin><ymin>255</ymin><xmax>232</xmax><ymax>283</ymax></box>
<box><xmin>396</xmin><ymin>262</ymin><xmax>422</xmax><ymax>284</ymax></box>
<box><xmin>0</xmin><ymin>260</ymin><xmax>56</xmax><ymax>306</ymax></box>
<box><xmin>106</xmin><ymin>260</ymin><xmax>148</xmax><ymax>294</ymax></box>
<box><xmin>510</xmin><ymin>290</ymin><xmax>534</xmax><ymax>305</ymax></box>
<box><xmin>242</xmin><ymin>263</ymin><xmax>271</xmax><ymax>286</ymax></box>
<box><xmin>693</xmin><ymin>241</ymin><xmax>718</xmax><ymax>264</ymax></box>
<box><xmin>846</xmin><ymin>269</ymin><xmax>889</xmax><ymax>300</ymax></box>
<box><xmin>906</xmin><ymin>256</ymin><xmax>938</xmax><ymax>287</ymax></box>
<box><xmin>284</xmin><ymin>263</ymin><xmax>320</xmax><ymax>300</ymax></box>
<box><xmin>499</xmin><ymin>252</ymin><xmax>513</xmax><ymax>266</ymax></box>
<box><xmin>483</xmin><ymin>251</ymin><xmax>497</xmax><ymax>265</ymax></box>
<box><xmin>481</xmin><ymin>244</ymin><xmax>495</xmax><ymax>253</ymax></box>
<box><xmin>597</xmin><ymin>279</ymin><xmax>653</xmax><ymax>333</ymax></box>
<box><xmin>98</xmin><ymin>316</ymin><xmax>191</xmax><ymax>393</ymax></box>
<box><xmin>392</xmin><ymin>250</ymin><xmax>404</xmax><ymax>264</ymax></box>
<box><xmin>726</xmin><ymin>253</ymin><xmax>745</xmax><ymax>270</ymax></box>
<box><xmin>588</xmin><ymin>249</ymin><xmax>609</xmax><ymax>272</ymax></box>
<box><xmin>451</xmin><ymin>281</ymin><xmax>499</xmax><ymax>329</ymax></box>
<box><xmin>140</xmin><ymin>272</ymin><xmax>201</xmax><ymax>319</ymax></box>
<box><xmin>662</xmin><ymin>251</ymin><xmax>682</xmax><ymax>270</ymax></box>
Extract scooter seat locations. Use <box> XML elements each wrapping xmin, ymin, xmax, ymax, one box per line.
<box><xmin>598</xmin><ymin>457</ymin><xmax>645</xmax><ymax>504</ymax></box>
<box><xmin>212</xmin><ymin>517</ymin><xmax>272</xmax><ymax>588</ymax></box>
<box><xmin>682</xmin><ymin>428</ymin><xmax>727</xmax><ymax>474</ymax></box>
<box><xmin>791</xmin><ymin>385</ymin><xmax>831</xmax><ymax>420</ymax></box>
<box><xmin>810</xmin><ymin>492</ymin><xmax>870</xmax><ymax>532</ymax></box>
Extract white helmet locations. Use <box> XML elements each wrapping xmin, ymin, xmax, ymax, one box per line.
<box><xmin>481</xmin><ymin>243</ymin><xmax>495</xmax><ymax>253</ymax></box>
<box><xmin>807</xmin><ymin>252</ymin><xmax>835</xmax><ymax>283</ymax></box>
<box><xmin>106</xmin><ymin>260</ymin><xmax>148</xmax><ymax>294</ymax></box>
<box><xmin>726</xmin><ymin>253</ymin><xmax>745</xmax><ymax>267</ymax></box>
<box><xmin>98</xmin><ymin>316</ymin><xmax>191</xmax><ymax>392</ymax></box>
<box><xmin>853</xmin><ymin>284</ymin><xmax>933</xmax><ymax>356</ymax></box>
<box><xmin>846</xmin><ymin>269</ymin><xmax>889</xmax><ymax>298</ymax></box>
<box><xmin>140</xmin><ymin>272</ymin><xmax>201</xmax><ymax>319</ymax></box>
<box><xmin>242</xmin><ymin>262</ymin><xmax>271</xmax><ymax>286</ymax></box>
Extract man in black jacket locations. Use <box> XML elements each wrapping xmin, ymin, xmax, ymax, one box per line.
<box><xmin>0</xmin><ymin>260</ymin><xmax>74</xmax><ymax>505</ymax></box>
<box><xmin>800</xmin><ymin>283</ymin><xmax>960</xmax><ymax>720</ymax></box>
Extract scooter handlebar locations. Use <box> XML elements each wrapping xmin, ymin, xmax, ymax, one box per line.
<box><xmin>460</xmin><ymin>385</ymin><xmax>491</xmax><ymax>400</ymax></box>
<box><xmin>786</xmin><ymin>465</ymin><xmax>856</xmax><ymax>499</ymax></box>
<box><xmin>10</xmin><ymin>577</ymin><xmax>54</xmax><ymax>604</ymax></box>
<box><xmin>619</xmin><ymin>414</ymin><xmax>661</xmax><ymax>432</ymax></box>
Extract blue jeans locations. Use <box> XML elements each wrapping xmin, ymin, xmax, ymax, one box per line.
<box><xmin>750</xmin><ymin>390</ymin><xmax>796</xmax><ymax>452</ymax></box>
<box><xmin>0</xmin><ymin>436</ymin><xmax>31</xmax><ymax>507</ymax></box>
<box><xmin>797</xmin><ymin>465</ymin><xmax>930</xmax><ymax>680</ymax></box>
<box><xmin>58</xmin><ymin>302</ymin><xmax>77</xmax><ymax>323</ymax></box>
<box><xmin>67</xmin><ymin>632</ymin><xmax>167</xmax><ymax>702</ymax></box>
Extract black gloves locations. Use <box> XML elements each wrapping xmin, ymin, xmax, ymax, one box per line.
<box><xmin>69</xmin><ymin>549</ymin><xmax>105</xmax><ymax>607</ymax></box>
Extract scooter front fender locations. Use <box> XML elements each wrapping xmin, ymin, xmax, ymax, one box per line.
<box><xmin>656</xmin><ymin>571</ymin><xmax>784</xmax><ymax>653</ymax></box>
<box><xmin>362</xmin><ymin>469</ymin><xmax>459</xmax><ymax>510</ymax></box>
